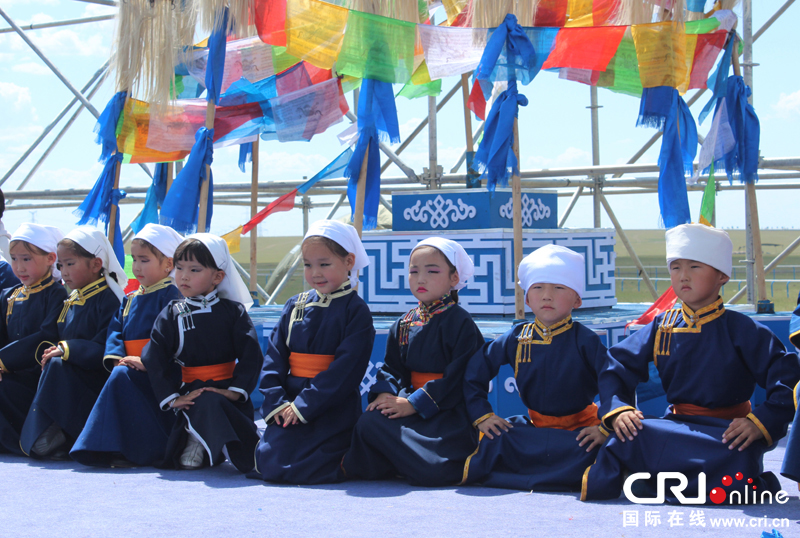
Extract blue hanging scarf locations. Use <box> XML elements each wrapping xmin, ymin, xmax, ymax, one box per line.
<box><xmin>723</xmin><ymin>75</ymin><xmax>760</xmax><ymax>183</ymax></box>
<box><xmin>345</xmin><ymin>79</ymin><xmax>399</xmax><ymax>230</ymax></box>
<box><xmin>205</xmin><ymin>8</ymin><xmax>229</xmax><ymax>106</ymax></box>
<box><xmin>94</xmin><ymin>91</ymin><xmax>127</xmax><ymax>164</ymax></box>
<box><xmin>238</xmin><ymin>142</ymin><xmax>253</xmax><ymax>172</ymax></box>
<box><xmin>475</xmin><ymin>14</ymin><xmax>537</xmax><ymax>84</ymax></box>
<box><xmin>472</xmin><ymin>79</ymin><xmax>528</xmax><ymax>191</ymax></box>
<box><xmin>699</xmin><ymin>33</ymin><xmax>735</xmax><ymax>125</ymax></box>
<box><xmin>160</xmin><ymin>128</ymin><xmax>215</xmax><ymax>234</ymax></box>
<box><xmin>639</xmin><ymin>87</ymin><xmax>691</xmax><ymax>228</ymax></box>
<box><xmin>677</xmin><ymin>96</ymin><xmax>698</xmax><ymax>176</ymax></box>
<box><xmin>74</xmin><ymin>152</ymin><xmax>122</xmax><ymax>227</ymax></box>
<box><xmin>131</xmin><ymin>162</ymin><xmax>169</xmax><ymax>233</ymax></box>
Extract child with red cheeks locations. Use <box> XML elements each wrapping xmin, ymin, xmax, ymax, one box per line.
<box><xmin>254</xmin><ymin>220</ymin><xmax>375</xmax><ymax>484</ymax></box>
<box><xmin>342</xmin><ymin>237</ymin><xmax>484</xmax><ymax>487</ymax></box>
<box><xmin>461</xmin><ymin>244</ymin><xmax>609</xmax><ymax>492</ymax></box>
<box><xmin>583</xmin><ymin>224</ymin><xmax>800</xmax><ymax>502</ymax></box>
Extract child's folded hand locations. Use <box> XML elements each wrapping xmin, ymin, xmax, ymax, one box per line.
<box><xmin>373</xmin><ymin>395</ymin><xmax>416</xmax><ymax>419</ymax></box>
<box><xmin>275</xmin><ymin>405</ymin><xmax>299</xmax><ymax>427</ymax></box>
<box><xmin>477</xmin><ymin>415</ymin><xmax>512</xmax><ymax>440</ymax></box>
<box><xmin>576</xmin><ymin>425</ymin><xmax>606</xmax><ymax>452</ymax></box>
<box><xmin>365</xmin><ymin>393</ymin><xmax>394</xmax><ymax>412</ymax></box>
<box><xmin>119</xmin><ymin>356</ymin><xmax>146</xmax><ymax>371</ymax></box>
<box><xmin>722</xmin><ymin>417</ymin><xmax>764</xmax><ymax>451</ymax></box>
<box><xmin>611</xmin><ymin>409</ymin><xmax>644</xmax><ymax>442</ymax></box>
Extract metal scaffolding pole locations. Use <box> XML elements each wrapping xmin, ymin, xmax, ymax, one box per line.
<box><xmin>345</xmin><ymin>111</ymin><xmax>417</xmax><ymax>181</ymax></box>
<box><xmin>0</xmin><ymin>14</ymin><xmax>115</xmax><ymax>33</ymax></box>
<box><xmin>1</xmin><ymin>62</ymin><xmax>108</xmax><ymax>186</ymax></box>
<box><xmin>729</xmin><ymin>232</ymin><xmax>800</xmax><ymax>304</ymax></box>
<box><xmin>590</xmin><ymin>86</ymin><xmax>602</xmax><ymax>228</ymax></box>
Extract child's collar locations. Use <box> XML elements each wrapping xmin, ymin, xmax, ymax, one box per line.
<box><xmin>680</xmin><ymin>296</ymin><xmax>725</xmax><ymax>327</ymax></box>
<box><xmin>184</xmin><ymin>289</ymin><xmax>220</xmax><ymax>309</ymax></box>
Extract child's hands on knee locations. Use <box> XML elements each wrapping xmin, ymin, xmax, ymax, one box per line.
<box><xmin>477</xmin><ymin>415</ymin><xmax>512</xmax><ymax>440</ymax></box>
<box><xmin>369</xmin><ymin>393</ymin><xmax>416</xmax><ymax>419</ymax></box>
<box><xmin>41</xmin><ymin>345</ymin><xmax>63</xmax><ymax>368</ymax></box>
<box><xmin>610</xmin><ymin>409</ymin><xmax>644</xmax><ymax>442</ymax></box>
<box><xmin>275</xmin><ymin>405</ymin><xmax>299</xmax><ymax>427</ymax></box>
<box><xmin>365</xmin><ymin>393</ymin><xmax>394</xmax><ymax>412</ymax></box>
<box><xmin>722</xmin><ymin>417</ymin><xmax>764</xmax><ymax>451</ymax></box>
<box><xmin>170</xmin><ymin>389</ymin><xmax>204</xmax><ymax>410</ymax></box>
<box><xmin>201</xmin><ymin>387</ymin><xmax>240</xmax><ymax>402</ymax></box>
<box><xmin>119</xmin><ymin>356</ymin><xmax>146</xmax><ymax>371</ymax></box>
<box><xmin>576</xmin><ymin>425</ymin><xmax>606</xmax><ymax>452</ymax></box>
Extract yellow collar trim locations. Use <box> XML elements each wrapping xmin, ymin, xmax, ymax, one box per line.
<box><xmin>532</xmin><ymin>315</ymin><xmax>573</xmax><ymax>343</ymax></box>
<box><xmin>680</xmin><ymin>297</ymin><xmax>725</xmax><ymax>328</ymax></box>
<box><xmin>123</xmin><ymin>278</ymin><xmax>173</xmax><ymax>317</ymax></box>
<box><xmin>6</xmin><ymin>274</ymin><xmax>56</xmax><ymax>320</ymax></box>
<box><xmin>514</xmin><ymin>316</ymin><xmax>574</xmax><ymax>377</ymax></box>
<box><xmin>58</xmin><ymin>278</ymin><xmax>109</xmax><ymax>322</ymax></box>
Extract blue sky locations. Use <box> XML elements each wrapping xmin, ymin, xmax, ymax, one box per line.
<box><xmin>0</xmin><ymin>0</ymin><xmax>798</xmax><ymax>239</ymax></box>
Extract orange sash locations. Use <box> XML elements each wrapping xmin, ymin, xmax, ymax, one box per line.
<box><xmin>411</xmin><ymin>371</ymin><xmax>443</xmax><ymax>390</ymax></box>
<box><xmin>124</xmin><ymin>339</ymin><xmax>150</xmax><ymax>357</ymax></box>
<box><xmin>672</xmin><ymin>401</ymin><xmax>751</xmax><ymax>420</ymax></box>
<box><xmin>182</xmin><ymin>361</ymin><xmax>236</xmax><ymax>383</ymax></box>
<box><xmin>528</xmin><ymin>403</ymin><xmax>600</xmax><ymax>430</ymax></box>
<box><xmin>289</xmin><ymin>353</ymin><xmax>335</xmax><ymax>378</ymax></box>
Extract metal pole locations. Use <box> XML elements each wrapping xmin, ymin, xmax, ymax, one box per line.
<box><xmin>1</xmin><ymin>62</ymin><xmax>108</xmax><ymax>186</ymax></box>
<box><xmin>590</xmin><ymin>87</ymin><xmax>602</xmax><ymax>228</ymax></box>
<box><xmin>0</xmin><ymin>14</ymin><xmax>115</xmax><ymax>33</ymax></box>
<box><xmin>512</xmin><ymin>119</ymin><xmax>524</xmax><ymax>321</ymax></box>
<box><xmin>17</xmin><ymin>73</ymin><xmax>107</xmax><ymax>190</ymax></box>
<box><xmin>558</xmin><ymin>187</ymin><xmax>584</xmax><ymax>228</ymax></box>
<box><xmin>428</xmin><ymin>94</ymin><xmax>438</xmax><ymax>187</ymax></box>
<box><xmin>598</xmin><ymin>192</ymin><xmax>659</xmax><ymax>300</ymax></box>
<box><xmin>232</xmin><ymin>257</ymin><xmax>270</xmax><ymax>303</ymax></box>
<box><xmin>250</xmin><ymin>138</ymin><xmax>260</xmax><ymax>299</ymax></box>
<box><xmin>74</xmin><ymin>0</ymin><xmax>118</xmax><ymax>6</ymax></box>
<box><xmin>450</xmin><ymin>122</ymin><xmax>485</xmax><ymax>173</ymax></box>
<box><xmin>729</xmin><ymin>232</ymin><xmax>800</xmax><ymax>304</ymax></box>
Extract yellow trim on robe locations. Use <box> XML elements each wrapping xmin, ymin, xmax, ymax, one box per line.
<box><xmin>600</xmin><ymin>405</ymin><xmax>637</xmax><ymax>430</ymax></box>
<box><xmin>35</xmin><ymin>341</ymin><xmax>55</xmax><ymax>366</ymax></box>
<box><xmin>791</xmin><ymin>329</ymin><xmax>800</xmax><ymax>350</ymax></box>
<box><xmin>263</xmin><ymin>401</ymin><xmax>291</xmax><ymax>424</ymax></box>
<box><xmin>794</xmin><ymin>381</ymin><xmax>799</xmax><ymax>411</ymax></box>
<box><xmin>472</xmin><ymin>412</ymin><xmax>494</xmax><ymax>428</ymax></box>
<box><xmin>123</xmin><ymin>277</ymin><xmax>174</xmax><ymax>317</ymax></box>
<box><xmin>58</xmin><ymin>278</ymin><xmax>109</xmax><ymax>322</ymax></box>
<box><xmin>58</xmin><ymin>341</ymin><xmax>70</xmax><ymax>362</ymax></box>
<box><xmin>598</xmin><ymin>424</ymin><xmax>610</xmax><ymax>437</ymax></box>
<box><xmin>0</xmin><ymin>357</ymin><xmax>6</xmax><ymax>373</ymax></box>
<box><xmin>746</xmin><ymin>412</ymin><xmax>773</xmax><ymax>447</ymax></box>
<box><xmin>514</xmin><ymin>316</ymin><xmax>573</xmax><ymax>376</ymax></box>
<box><xmin>653</xmin><ymin>297</ymin><xmax>726</xmax><ymax>362</ymax></box>
<box><xmin>6</xmin><ymin>273</ymin><xmax>56</xmax><ymax>320</ymax></box>
<box><xmin>460</xmin><ymin>431</ymin><xmax>484</xmax><ymax>485</ymax></box>
<box><xmin>580</xmin><ymin>464</ymin><xmax>592</xmax><ymax>501</ymax></box>
<box><xmin>290</xmin><ymin>401</ymin><xmax>307</xmax><ymax>424</ymax></box>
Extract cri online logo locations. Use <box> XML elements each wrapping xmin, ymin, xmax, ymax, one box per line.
<box><xmin>623</xmin><ymin>472</ymin><xmax>791</xmax><ymax>505</ymax></box>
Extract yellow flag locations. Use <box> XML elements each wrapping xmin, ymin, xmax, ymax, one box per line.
<box><xmin>222</xmin><ymin>226</ymin><xmax>243</xmax><ymax>254</ymax></box>
<box><xmin>632</xmin><ymin>22</ymin><xmax>688</xmax><ymax>89</ymax></box>
<box><xmin>285</xmin><ymin>0</ymin><xmax>348</xmax><ymax>70</ymax></box>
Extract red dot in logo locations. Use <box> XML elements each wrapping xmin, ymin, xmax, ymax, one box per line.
<box><xmin>709</xmin><ymin>488</ymin><xmax>727</xmax><ymax>504</ymax></box>
<box><xmin>747</xmin><ymin>478</ymin><xmax>753</xmax><ymax>484</ymax></box>
<box><xmin>753</xmin><ymin>486</ymin><xmax>757</xmax><ymax>490</ymax></box>
<box><xmin>735</xmin><ymin>472</ymin><xmax>744</xmax><ymax>480</ymax></box>
<box><xmin>721</xmin><ymin>475</ymin><xmax>733</xmax><ymax>486</ymax></box>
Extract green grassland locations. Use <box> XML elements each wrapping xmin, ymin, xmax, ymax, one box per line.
<box><xmin>233</xmin><ymin>230</ymin><xmax>800</xmax><ymax>311</ymax></box>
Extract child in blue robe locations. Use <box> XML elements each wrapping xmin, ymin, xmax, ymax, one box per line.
<box><xmin>583</xmin><ymin>224</ymin><xmax>800</xmax><ymax>502</ymax></box>
<box><xmin>253</xmin><ymin>220</ymin><xmax>375</xmax><ymax>484</ymax></box>
<box><xmin>142</xmin><ymin>234</ymin><xmax>262</xmax><ymax>472</ymax></box>
<box><xmin>71</xmin><ymin>224</ymin><xmax>184</xmax><ymax>467</ymax></box>
<box><xmin>20</xmin><ymin>227</ymin><xmax>124</xmax><ymax>458</ymax></box>
<box><xmin>0</xmin><ymin>224</ymin><xmax>66</xmax><ymax>454</ymax></box>
<box><xmin>461</xmin><ymin>244</ymin><xmax>608</xmax><ymax>491</ymax></box>
<box><xmin>342</xmin><ymin>237</ymin><xmax>484</xmax><ymax>486</ymax></box>
<box><xmin>779</xmin><ymin>291</ymin><xmax>800</xmax><ymax>484</ymax></box>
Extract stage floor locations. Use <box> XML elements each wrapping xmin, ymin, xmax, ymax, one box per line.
<box><xmin>1</xmin><ymin>431</ymin><xmax>797</xmax><ymax>538</ymax></box>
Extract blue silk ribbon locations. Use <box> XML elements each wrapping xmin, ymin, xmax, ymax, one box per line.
<box><xmin>160</xmin><ymin>128</ymin><xmax>215</xmax><ymax>234</ymax></box>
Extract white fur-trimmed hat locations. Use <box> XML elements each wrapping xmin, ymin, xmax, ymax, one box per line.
<box><xmin>666</xmin><ymin>223</ymin><xmax>733</xmax><ymax>277</ymax></box>
<box><xmin>517</xmin><ymin>244</ymin><xmax>586</xmax><ymax>297</ymax></box>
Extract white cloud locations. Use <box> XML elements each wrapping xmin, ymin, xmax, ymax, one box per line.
<box><xmin>12</xmin><ymin>62</ymin><xmax>51</xmax><ymax>75</ymax></box>
<box><xmin>524</xmin><ymin>147</ymin><xmax>592</xmax><ymax>169</ymax></box>
<box><xmin>0</xmin><ymin>81</ymin><xmax>33</xmax><ymax>109</ymax></box>
<box><xmin>775</xmin><ymin>90</ymin><xmax>800</xmax><ymax>115</ymax></box>
<box><xmin>1</xmin><ymin>26</ymin><xmax>109</xmax><ymax>57</ymax></box>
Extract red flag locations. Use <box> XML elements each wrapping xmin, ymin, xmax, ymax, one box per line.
<box><xmin>626</xmin><ymin>286</ymin><xmax>678</xmax><ymax>329</ymax></box>
<box><xmin>124</xmin><ymin>278</ymin><xmax>138</xmax><ymax>295</ymax></box>
<box><xmin>468</xmin><ymin>79</ymin><xmax>486</xmax><ymax>121</ymax></box>
<box><xmin>542</xmin><ymin>26</ymin><xmax>626</xmax><ymax>72</ymax></box>
<box><xmin>533</xmin><ymin>0</ymin><xmax>568</xmax><ymax>27</ymax></box>
<box><xmin>254</xmin><ymin>0</ymin><xmax>286</xmax><ymax>47</ymax></box>
<box><xmin>241</xmin><ymin>188</ymin><xmax>297</xmax><ymax>234</ymax></box>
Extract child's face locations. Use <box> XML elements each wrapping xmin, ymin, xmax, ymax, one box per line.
<box><xmin>669</xmin><ymin>258</ymin><xmax>729</xmax><ymax>312</ymax></box>
<box><xmin>9</xmin><ymin>242</ymin><xmax>55</xmax><ymax>287</ymax></box>
<box><xmin>408</xmin><ymin>247</ymin><xmax>459</xmax><ymax>306</ymax></box>
<box><xmin>57</xmin><ymin>245</ymin><xmax>103</xmax><ymax>291</ymax></box>
<box><xmin>131</xmin><ymin>242</ymin><xmax>173</xmax><ymax>288</ymax></box>
<box><xmin>525</xmin><ymin>283</ymin><xmax>582</xmax><ymax>326</ymax></box>
<box><xmin>302</xmin><ymin>240</ymin><xmax>355</xmax><ymax>295</ymax></box>
<box><xmin>174</xmin><ymin>255</ymin><xmax>224</xmax><ymax>298</ymax></box>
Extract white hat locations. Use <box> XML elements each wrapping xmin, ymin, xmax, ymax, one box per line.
<box><xmin>11</xmin><ymin>223</ymin><xmax>64</xmax><ymax>279</ymax></box>
<box><xmin>303</xmin><ymin>220</ymin><xmax>368</xmax><ymax>288</ymax></box>
<box><xmin>64</xmin><ymin>226</ymin><xmax>127</xmax><ymax>300</ymax></box>
<box><xmin>517</xmin><ymin>244</ymin><xmax>586</xmax><ymax>297</ymax></box>
<box><xmin>133</xmin><ymin>223</ymin><xmax>184</xmax><ymax>258</ymax></box>
<box><xmin>666</xmin><ymin>223</ymin><xmax>733</xmax><ymax>277</ymax></box>
<box><xmin>188</xmin><ymin>233</ymin><xmax>254</xmax><ymax>310</ymax></box>
<box><xmin>411</xmin><ymin>237</ymin><xmax>474</xmax><ymax>291</ymax></box>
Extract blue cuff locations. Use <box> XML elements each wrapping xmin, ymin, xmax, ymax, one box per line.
<box><xmin>408</xmin><ymin>388</ymin><xmax>439</xmax><ymax>419</ymax></box>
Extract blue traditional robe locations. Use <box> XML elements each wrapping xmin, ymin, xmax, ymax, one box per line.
<box><xmin>583</xmin><ymin>298</ymin><xmax>800</xmax><ymax>502</ymax></box>
<box><xmin>0</xmin><ymin>260</ymin><xmax>20</xmax><ymax>291</ymax></box>
<box><xmin>462</xmin><ymin>316</ymin><xmax>608</xmax><ymax>491</ymax></box>
<box><xmin>19</xmin><ymin>278</ymin><xmax>120</xmax><ymax>457</ymax></box>
<box><xmin>142</xmin><ymin>290</ymin><xmax>262</xmax><ymax>473</ymax></box>
<box><xmin>71</xmin><ymin>278</ymin><xmax>183</xmax><ymax>466</ymax></box>
<box><xmin>253</xmin><ymin>285</ymin><xmax>375</xmax><ymax>484</ymax></box>
<box><xmin>780</xmin><ymin>292</ymin><xmax>800</xmax><ymax>483</ymax></box>
<box><xmin>0</xmin><ymin>274</ymin><xmax>66</xmax><ymax>454</ymax></box>
<box><xmin>342</xmin><ymin>296</ymin><xmax>484</xmax><ymax>486</ymax></box>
